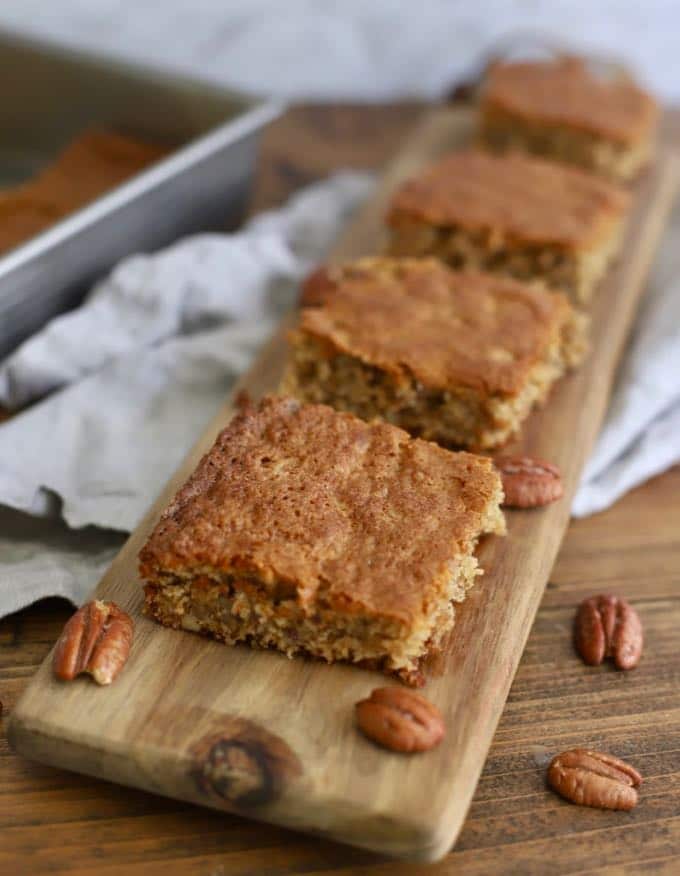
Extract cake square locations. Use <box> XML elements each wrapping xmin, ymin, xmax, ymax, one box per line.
<box><xmin>387</xmin><ymin>149</ymin><xmax>630</xmax><ymax>303</ymax></box>
<box><xmin>478</xmin><ymin>57</ymin><xmax>659</xmax><ymax>182</ymax></box>
<box><xmin>0</xmin><ymin>130</ymin><xmax>168</xmax><ymax>256</ymax></box>
<box><xmin>282</xmin><ymin>258</ymin><xmax>587</xmax><ymax>449</ymax></box>
<box><xmin>139</xmin><ymin>396</ymin><xmax>505</xmax><ymax>685</ymax></box>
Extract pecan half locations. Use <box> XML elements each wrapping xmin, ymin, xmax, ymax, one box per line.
<box><xmin>495</xmin><ymin>456</ymin><xmax>563</xmax><ymax>508</ymax></box>
<box><xmin>574</xmin><ymin>594</ymin><xmax>643</xmax><ymax>670</ymax></box>
<box><xmin>548</xmin><ymin>749</ymin><xmax>642</xmax><ymax>810</ymax></box>
<box><xmin>299</xmin><ymin>266</ymin><xmax>337</xmax><ymax>307</ymax></box>
<box><xmin>355</xmin><ymin>687</ymin><xmax>445</xmax><ymax>753</ymax></box>
<box><xmin>53</xmin><ymin>600</ymin><xmax>134</xmax><ymax>685</ymax></box>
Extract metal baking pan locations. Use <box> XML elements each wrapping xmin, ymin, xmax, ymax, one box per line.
<box><xmin>0</xmin><ymin>29</ymin><xmax>282</xmax><ymax>357</ymax></box>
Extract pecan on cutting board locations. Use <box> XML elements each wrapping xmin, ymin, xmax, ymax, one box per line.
<box><xmin>355</xmin><ymin>687</ymin><xmax>445</xmax><ymax>753</ymax></box>
<box><xmin>53</xmin><ymin>600</ymin><xmax>134</xmax><ymax>685</ymax></box>
<box><xmin>494</xmin><ymin>456</ymin><xmax>563</xmax><ymax>508</ymax></box>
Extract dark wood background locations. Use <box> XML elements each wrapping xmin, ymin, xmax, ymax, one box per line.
<box><xmin>2</xmin><ymin>104</ymin><xmax>680</xmax><ymax>875</ymax></box>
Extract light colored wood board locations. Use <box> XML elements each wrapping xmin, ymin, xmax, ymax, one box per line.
<box><xmin>8</xmin><ymin>109</ymin><xmax>680</xmax><ymax>863</ymax></box>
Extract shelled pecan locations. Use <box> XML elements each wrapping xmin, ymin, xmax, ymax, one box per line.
<box><xmin>495</xmin><ymin>456</ymin><xmax>563</xmax><ymax>508</ymax></box>
<box><xmin>53</xmin><ymin>600</ymin><xmax>133</xmax><ymax>685</ymax></box>
<box><xmin>355</xmin><ymin>687</ymin><xmax>445</xmax><ymax>753</ymax></box>
<box><xmin>548</xmin><ymin>748</ymin><xmax>642</xmax><ymax>810</ymax></box>
<box><xmin>574</xmin><ymin>594</ymin><xmax>643</xmax><ymax>670</ymax></box>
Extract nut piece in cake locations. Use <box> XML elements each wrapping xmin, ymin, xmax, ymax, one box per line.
<box><xmin>478</xmin><ymin>56</ymin><xmax>659</xmax><ymax>182</ymax></box>
<box><xmin>282</xmin><ymin>258</ymin><xmax>587</xmax><ymax>450</ymax></box>
<box><xmin>139</xmin><ymin>396</ymin><xmax>505</xmax><ymax>685</ymax></box>
<box><xmin>387</xmin><ymin>150</ymin><xmax>629</xmax><ymax>303</ymax></box>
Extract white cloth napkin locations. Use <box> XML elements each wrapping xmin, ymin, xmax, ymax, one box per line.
<box><xmin>1</xmin><ymin>170</ymin><xmax>679</xmax><ymax>618</ymax></box>
<box><xmin>571</xmin><ymin>213</ymin><xmax>680</xmax><ymax>516</ymax></box>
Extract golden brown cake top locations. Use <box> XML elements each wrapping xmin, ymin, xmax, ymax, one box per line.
<box><xmin>298</xmin><ymin>258</ymin><xmax>572</xmax><ymax>395</ymax></box>
<box><xmin>482</xmin><ymin>57</ymin><xmax>659</xmax><ymax>144</ymax></box>
<box><xmin>0</xmin><ymin>130</ymin><xmax>168</xmax><ymax>255</ymax></box>
<box><xmin>388</xmin><ymin>149</ymin><xmax>629</xmax><ymax>250</ymax></box>
<box><xmin>139</xmin><ymin>396</ymin><xmax>502</xmax><ymax>625</ymax></box>
<box><xmin>30</xmin><ymin>130</ymin><xmax>169</xmax><ymax>201</ymax></box>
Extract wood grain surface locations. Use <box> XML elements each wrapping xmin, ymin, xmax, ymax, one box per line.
<box><xmin>2</xmin><ymin>104</ymin><xmax>680</xmax><ymax>875</ymax></box>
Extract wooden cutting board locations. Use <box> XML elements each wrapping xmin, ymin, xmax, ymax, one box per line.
<box><xmin>8</xmin><ymin>109</ymin><xmax>679</xmax><ymax>863</ymax></box>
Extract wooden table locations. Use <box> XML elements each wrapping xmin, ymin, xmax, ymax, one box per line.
<box><xmin>2</xmin><ymin>104</ymin><xmax>680</xmax><ymax>875</ymax></box>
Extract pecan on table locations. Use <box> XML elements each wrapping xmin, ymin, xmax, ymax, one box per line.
<box><xmin>574</xmin><ymin>594</ymin><xmax>643</xmax><ymax>670</ymax></box>
<box><xmin>548</xmin><ymin>748</ymin><xmax>642</xmax><ymax>810</ymax></box>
